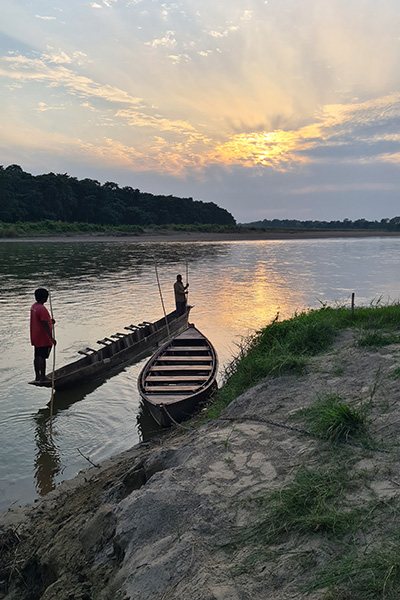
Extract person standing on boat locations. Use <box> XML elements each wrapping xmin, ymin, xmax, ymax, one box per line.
<box><xmin>30</xmin><ymin>288</ymin><xmax>56</xmax><ymax>383</ymax></box>
<box><xmin>174</xmin><ymin>274</ymin><xmax>189</xmax><ymax>315</ymax></box>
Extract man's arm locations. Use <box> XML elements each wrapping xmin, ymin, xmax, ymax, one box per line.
<box><xmin>41</xmin><ymin>320</ymin><xmax>56</xmax><ymax>345</ymax></box>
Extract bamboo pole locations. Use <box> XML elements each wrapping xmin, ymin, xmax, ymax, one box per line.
<box><xmin>155</xmin><ymin>261</ymin><xmax>171</xmax><ymax>340</ymax></box>
<box><xmin>185</xmin><ymin>261</ymin><xmax>189</xmax><ymax>324</ymax></box>
<box><xmin>48</xmin><ymin>290</ymin><xmax>56</xmax><ymax>435</ymax></box>
<box><xmin>350</xmin><ymin>292</ymin><xmax>355</xmax><ymax>324</ymax></box>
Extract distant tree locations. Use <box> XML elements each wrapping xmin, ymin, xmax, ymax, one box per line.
<box><xmin>0</xmin><ymin>165</ymin><xmax>236</xmax><ymax>227</ymax></box>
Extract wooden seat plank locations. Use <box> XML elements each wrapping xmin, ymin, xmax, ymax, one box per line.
<box><xmin>149</xmin><ymin>365</ymin><xmax>212</xmax><ymax>372</ymax></box>
<box><xmin>167</xmin><ymin>345</ymin><xmax>208</xmax><ymax>352</ymax></box>
<box><xmin>145</xmin><ymin>385</ymin><xmax>198</xmax><ymax>392</ymax></box>
<box><xmin>147</xmin><ymin>375</ymin><xmax>208</xmax><ymax>382</ymax></box>
<box><xmin>145</xmin><ymin>395</ymin><xmax>188</xmax><ymax>404</ymax></box>
<box><xmin>155</xmin><ymin>356</ymin><xmax>212</xmax><ymax>362</ymax></box>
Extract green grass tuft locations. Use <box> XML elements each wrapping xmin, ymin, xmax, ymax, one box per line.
<box><xmin>357</xmin><ymin>330</ymin><xmax>399</xmax><ymax>347</ymax></box>
<box><xmin>389</xmin><ymin>367</ymin><xmax>400</xmax><ymax>379</ymax></box>
<box><xmin>310</xmin><ymin>541</ymin><xmax>400</xmax><ymax>600</ymax></box>
<box><xmin>228</xmin><ymin>465</ymin><xmax>362</xmax><ymax>564</ymax></box>
<box><xmin>297</xmin><ymin>394</ymin><xmax>368</xmax><ymax>443</ymax></box>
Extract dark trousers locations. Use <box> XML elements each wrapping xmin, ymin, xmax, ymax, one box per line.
<box><xmin>176</xmin><ymin>301</ymin><xmax>186</xmax><ymax>316</ymax></box>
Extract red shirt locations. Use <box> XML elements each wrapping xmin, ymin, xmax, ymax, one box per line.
<box><xmin>30</xmin><ymin>302</ymin><xmax>53</xmax><ymax>347</ymax></box>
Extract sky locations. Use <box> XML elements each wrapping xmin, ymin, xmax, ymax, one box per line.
<box><xmin>1</xmin><ymin>0</ymin><xmax>400</xmax><ymax>223</ymax></box>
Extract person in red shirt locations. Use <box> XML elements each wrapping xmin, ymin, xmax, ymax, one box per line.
<box><xmin>30</xmin><ymin>288</ymin><xmax>56</xmax><ymax>382</ymax></box>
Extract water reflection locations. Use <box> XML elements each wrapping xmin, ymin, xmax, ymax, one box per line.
<box><xmin>136</xmin><ymin>403</ymin><xmax>164</xmax><ymax>442</ymax></box>
<box><xmin>32</xmin><ymin>382</ymin><xmax>100</xmax><ymax>496</ymax></box>
<box><xmin>0</xmin><ymin>241</ymin><xmax>230</xmax><ymax>285</ymax></box>
<box><xmin>33</xmin><ymin>408</ymin><xmax>61</xmax><ymax>495</ymax></box>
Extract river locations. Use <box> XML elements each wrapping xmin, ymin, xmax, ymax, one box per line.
<box><xmin>1</xmin><ymin>236</ymin><xmax>400</xmax><ymax>512</ymax></box>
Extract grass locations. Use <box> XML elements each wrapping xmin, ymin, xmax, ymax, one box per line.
<box><xmin>0</xmin><ymin>221</ymin><xmax>244</xmax><ymax>238</ymax></box>
<box><xmin>310</xmin><ymin>538</ymin><xmax>400</xmax><ymax>600</ymax></box>
<box><xmin>226</xmin><ymin>460</ymin><xmax>363</xmax><ymax>571</ymax></box>
<box><xmin>254</xmin><ymin>465</ymin><xmax>361</xmax><ymax>538</ymax></box>
<box><xmin>296</xmin><ymin>394</ymin><xmax>368</xmax><ymax>443</ymax></box>
<box><xmin>208</xmin><ymin>302</ymin><xmax>400</xmax><ymax>419</ymax></box>
<box><xmin>0</xmin><ymin>220</ymin><xmax>145</xmax><ymax>237</ymax></box>
<box><xmin>357</xmin><ymin>329</ymin><xmax>399</xmax><ymax>347</ymax></box>
<box><xmin>389</xmin><ymin>367</ymin><xmax>400</xmax><ymax>379</ymax></box>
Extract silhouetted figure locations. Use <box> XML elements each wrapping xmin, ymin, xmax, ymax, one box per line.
<box><xmin>174</xmin><ymin>274</ymin><xmax>189</xmax><ymax>316</ymax></box>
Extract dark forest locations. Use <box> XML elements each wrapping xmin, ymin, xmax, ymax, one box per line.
<box><xmin>0</xmin><ymin>165</ymin><xmax>235</xmax><ymax>226</ymax></box>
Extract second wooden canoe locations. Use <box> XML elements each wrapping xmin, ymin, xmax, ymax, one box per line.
<box><xmin>137</xmin><ymin>324</ymin><xmax>218</xmax><ymax>427</ymax></box>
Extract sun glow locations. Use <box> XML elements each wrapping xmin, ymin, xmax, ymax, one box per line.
<box><xmin>209</xmin><ymin>124</ymin><xmax>322</xmax><ymax>170</ymax></box>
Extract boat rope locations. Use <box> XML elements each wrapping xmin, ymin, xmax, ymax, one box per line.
<box><xmin>161</xmin><ymin>404</ymin><xmax>193</xmax><ymax>431</ymax></box>
<box><xmin>219</xmin><ymin>414</ymin><xmax>390</xmax><ymax>454</ymax></box>
<box><xmin>154</xmin><ymin>260</ymin><xmax>171</xmax><ymax>340</ymax></box>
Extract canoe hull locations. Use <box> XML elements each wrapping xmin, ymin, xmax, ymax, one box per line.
<box><xmin>138</xmin><ymin>324</ymin><xmax>218</xmax><ymax>427</ymax></box>
<box><xmin>143</xmin><ymin>380</ymin><xmax>217</xmax><ymax>427</ymax></box>
<box><xmin>29</xmin><ymin>309</ymin><xmax>190</xmax><ymax>391</ymax></box>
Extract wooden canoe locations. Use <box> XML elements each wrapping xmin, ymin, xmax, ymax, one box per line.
<box><xmin>29</xmin><ymin>308</ymin><xmax>190</xmax><ymax>391</ymax></box>
<box><xmin>137</xmin><ymin>324</ymin><xmax>218</xmax><ymax>427</ymax></box>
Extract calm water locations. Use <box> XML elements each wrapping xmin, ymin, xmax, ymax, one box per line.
<box><xmin>1</xmin><ymin>237</ymin><xmax>400</xmax><ymax>512</ymax></box>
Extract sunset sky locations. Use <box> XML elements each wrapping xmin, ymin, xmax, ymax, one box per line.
<box><xmin>1</xmin><ymin>0</ymin><xmax>400</xmax><ymax>222</ymax></box>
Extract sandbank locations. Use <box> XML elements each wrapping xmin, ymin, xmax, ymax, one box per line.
<box><xmin>1</xmin><ymin>228</ymin><xmax>400</xmax><ymax>243</ymax></box>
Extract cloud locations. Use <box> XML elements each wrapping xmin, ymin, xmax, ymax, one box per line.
<box><xmin>145</xmin><ymin>31</ymin><xmax>177</xmax><ymax>48</ymax></box>
<box><xmin>0</xmin><ymin>53</ymin><xmax>144</xmax><ymax>107</ymax></box>
<box><xmin>291</xmin><ymin>182</ymin><xmax>400</xmax><ymax>195</ymax></box>
<box><xmin>36</xmin><ymin>102</ymin><xmax>65</xmax><ymax>112</ymax></box>
<box><xmin>240</xmin><ymin>10</ymin><xmax>253</xmax><ymax>21</ymax></box>
<box><xmin>90</xmin><ymin>0</ymin><xmax>118</xmax><ymax>7</ymax></box>
<box><xmin>167</xmin><ymin>53</ymin><xmax>191</xmax><ymax>64</ymax></box>
<box><xmin>35</xmin><ymin>15</ymin><xmax>56</xmax><ymax>21</ymax></box>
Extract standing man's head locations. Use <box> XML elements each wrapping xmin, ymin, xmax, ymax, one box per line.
<box><xmin>35</xmin><ymin>288</ymin><xmax>49</xmax><ymax>303</ymax></box>
<box><xmin>176</xmin><ymin>274</ymin><xmax>182</xmax><ymax>282</ymax></box>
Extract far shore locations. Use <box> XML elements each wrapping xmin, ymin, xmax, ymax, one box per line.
<box><xmin>2</xmin><ymin>228</ymin><xmax>400</xmax><ymax>243</ymax></box>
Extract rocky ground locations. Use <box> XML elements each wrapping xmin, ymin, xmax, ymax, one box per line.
<box><xmin>1</xmin><ymin>328</ymin><xmax>400</xmax><ymax>600</ymax></box>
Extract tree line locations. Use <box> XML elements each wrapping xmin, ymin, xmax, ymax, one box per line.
<box><xmin>242</xmin><ymin>217</ymin><xmax>400</xmax><ymax>231</ymax></box>
<box><xmin>0</xmin><ymin>165</ymin><xmax>236</xmax><ymax>226</ymax></box>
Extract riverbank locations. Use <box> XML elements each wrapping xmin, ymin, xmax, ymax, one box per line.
<box><xmin>2</xmin><ymin>307</ymin><xmax>400</xmax><ymax>600</ymax></box>
<box><xmin>2</xmin><ymin>228</ymin><xmax>400</xmax><ymax>243</ymax></box>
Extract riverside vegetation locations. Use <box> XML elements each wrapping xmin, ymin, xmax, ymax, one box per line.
<box><xmin>1</xmin><ymin>302</ymin><xmax>400</xmax><ymax>599</ymax></box>
<box><xmin>0</xmin><ymin>220</ymin><xmax>244</xmax><ymax>238</ymax></box>
<box><xmin>211</xmin><ymin>301</ymin><xmax>400</xmax><ymax>599</ymax></box>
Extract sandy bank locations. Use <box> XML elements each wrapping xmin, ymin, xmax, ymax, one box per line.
<box><xmin>2</xmin><ymin>328</ymin><xmax>400</xmax><ymax>599</ymax></box>
<box><xmin>1</xmin><ymin>229</ymin><xmax>400</xmax><ymax>243</ymax></box>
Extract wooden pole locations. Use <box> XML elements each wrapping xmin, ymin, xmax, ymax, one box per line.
<box><xmin>155</xmin><ymin>262</ymin><xmax>171</xmax><ymax>340</ymax></box>
<box><xmin>48</xmin><ymin>290</ymin><xmax>56</xmax><ymax>435</ymax></box>
<box><xmin>350</xmin><ymin>292</ymin><xmax>355</xmax><ymax>324</ymax></box>
<box><xmin>185</xmin><ymin>261</ymin><xmax>189</xmax><ymax>324</ymax></box>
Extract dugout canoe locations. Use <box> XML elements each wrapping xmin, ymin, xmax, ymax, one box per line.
<box><xmin>29</xmin><ymin>308</ymin><xmax>190</xmax><ymax>391</ymax></box>
<box><xmin>137</xmin><ymin>323</ymin><xmax>218</xmax><ymax>427</ymax></box>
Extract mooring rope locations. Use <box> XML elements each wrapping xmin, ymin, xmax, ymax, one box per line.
<box><xmin>161</xmin><ymin>404</ymin><xmax>193</xmax><ymax>431</ymax></box>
